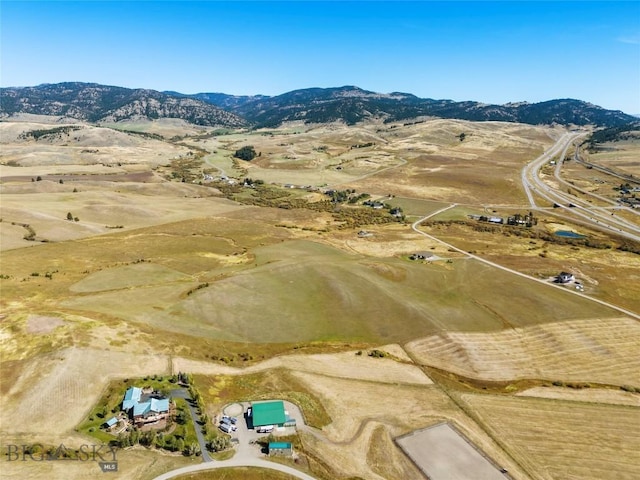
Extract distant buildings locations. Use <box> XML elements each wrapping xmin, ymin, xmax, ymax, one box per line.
<box><xmin>409</xmin><ymin>252</ymin><xmax>436</xmax><ymax>261</ymax></box>
<box><xmin>468</xmin><ymin>212</ymin><xmax>537</xmax><ymax>227</ymax></box>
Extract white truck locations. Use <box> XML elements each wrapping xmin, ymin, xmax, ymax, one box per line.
<box><xmin>219</xmin><ymin>423</ymin><xmax>233</xmax><ymax>434</ymax></box>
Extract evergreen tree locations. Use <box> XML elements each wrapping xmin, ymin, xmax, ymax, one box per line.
<box><xmin>234</xmin><ymin>145</ymin><xmax>257</xmax><ymax>161</ymax></box>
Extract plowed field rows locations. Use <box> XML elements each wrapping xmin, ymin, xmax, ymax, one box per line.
<box><xmin>406</xmin><ymin>317</ymin><xmax>640</xmax><ymax>385</ymax></box>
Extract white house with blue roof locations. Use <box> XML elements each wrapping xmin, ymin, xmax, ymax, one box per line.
<box><xmin>122</xmin><ymin>386</ymin><xmax>170</xmax><ymax>426</ymax></box>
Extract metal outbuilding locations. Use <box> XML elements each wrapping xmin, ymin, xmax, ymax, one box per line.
<box><xmin>268</xmin><ymin>441</ymin><xmax>293</xmax><ymax>456</ymax></box>
<box><xmin>251</xmin><ymin>400</ymin><xmax>287</xmax><ymax>427</ymax></box>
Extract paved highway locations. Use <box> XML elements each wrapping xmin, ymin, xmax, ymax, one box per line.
<box><xmin>521</xmin><ymin>131</ymin><xmax>640</xmax><ymax>243</ymax></box>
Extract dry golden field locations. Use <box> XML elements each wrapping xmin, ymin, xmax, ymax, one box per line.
<box><xmin>459</xmin><ymin>393</ymin><xmax>640</xmax><ymax>480</ymax></box>
<box><xmin>583</xmin><ymin>137</ymin><xmax>640</xmax><ymax>177</ymax></box>
<box><xmin>406</xmin><ymin>317</ymin><xmax>640</xmax><ymax>385</ymax></box>
<box><xmin>1</xmin><ymin>118</ymin><xmax>638</xmax><ymax>480</ymax></box>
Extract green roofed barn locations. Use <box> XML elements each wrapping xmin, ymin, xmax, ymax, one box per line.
<box><xmin>251</xmin><ymin>400</ymin><xmax>287</xmax><ymax>428</ymax></box>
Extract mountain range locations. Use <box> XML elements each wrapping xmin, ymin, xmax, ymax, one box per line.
<box><xmin>1</xmin><ymin>82</ymin><xmax>636</xmax><ymax>129</ymax></box>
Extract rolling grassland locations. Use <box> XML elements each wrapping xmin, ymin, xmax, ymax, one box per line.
<box><xmin>421</xmin><ymin>216</ymin><xmax>640</xmax><ymax>313</ymax></box>
<box><xmin>6</xmin><ymin>237</ymin><xmax>617</xmax><ymax>346</ymax></box>
<box><xmin>583</xmin><ymin>137</ymin><xmax>640</xmax><ymax>177</ymax></box>
<box><xmin>1</xmin><ymin>118</ymin><xmax>638</xmax><ymax>480</ymax></box>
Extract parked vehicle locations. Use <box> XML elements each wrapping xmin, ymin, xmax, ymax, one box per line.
<box><xmin>219</xmin><ymin>423</ymin><xmax>233</xmax><ymax>434</ymax></box>
<box><xmin>257</xmin><ymin>425</ymin><xmax>274</xmax><ymax>433</ymax></box>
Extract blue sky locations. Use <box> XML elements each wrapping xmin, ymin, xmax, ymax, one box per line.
<box><xmin>2</xmin><ymin>1</ymin><xmax>639</xmax><ymax>113</ymax></box>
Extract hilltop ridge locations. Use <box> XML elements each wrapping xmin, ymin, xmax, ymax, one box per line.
<box><xmin>1</xmin><ymin>82</ymin><xmax>636</xmax><ymax>128</ymax></box>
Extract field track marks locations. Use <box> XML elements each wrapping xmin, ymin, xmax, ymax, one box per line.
<box><xmin>406</xmin><ymin>317</ymin><xmax>640</xmax><ymax>385</ymax></box>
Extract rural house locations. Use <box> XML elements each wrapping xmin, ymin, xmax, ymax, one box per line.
<box><xmin>556</xmin><ymin>272</ymin><xmax>575</xmax><ymax>284</ymax></box>
<box><xmin>122</xmin><ymin>386</ymin><xmax>170</xmax><ymax>426</ymax></box>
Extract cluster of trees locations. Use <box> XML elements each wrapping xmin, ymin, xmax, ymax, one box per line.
<box><xmin>327</xmin><ymin>189</ymin><xmax>353</xmax><ymax>203</ymax></box>
<box><xmin>11</xmin><ymin>221</ymin><xmax>37</xmax><ymax>241</ymax></box>
<box><xmin>242</xmin><ymin>177</ymin><xmax>264</xmax><ymax>186</ymax></box>
<box><xmin>174</xmin><ymin>372</ymin><xmax>192</xmax><ymax>385</ymax></box>
<box><xmin>368</xmin><ymin>349</ymin><xmax>388</xmax><ymax>358</ymax></box>
<box><xmin>506</xmin><ymin>212</ymin><xmax>537</xmax><ymax>227</ymax></box>
<box><xmin>350</xmin><ymin>142</ymin><xmax>375</xmax><ymax>149</ymax></box>
<box><xmin>214</xmin><ymin>182</ymin><xmax>403</xmax><ymax>229</ymax></box>
<box><xmin>186</xmin><ymin>283</ymin><xmax>210</xmax><ymax>296</ymax></box>
<box><xmin>327</xmin><ymin>189</ymin><xmax>376</xmax><ymax>206</ymax></box>
<box><xmin>207</xmin><ymin>435</ymin><xmax>231</xmax><ymax>452</ymax></box>
<box><xmin>234</xmin><ymin>145</ymin><xmax>257</xmax><ymax>161</ymax></box>
<box><xmin>584</xmin><ymin>122</ymin><xmax>640</xmax><ymax>150</ymax></box>
<box><xmin>19</xmin><ymin>125</ymin><xmax>81</xmax><ymax>141</ymax></box>
<box><xmin>114</xmin><ymin>429</ymin><xmax>200</xmax><ymax>456</ymax></box>
<box><xmin>348</xmin><ymin>192</ymin><xmax>370</xmax><ymax>204</ymax></box>
<box><xmin>168</xmin><ymin>157</ymin><xmax>202</xmax><ymax>183</ymax></box>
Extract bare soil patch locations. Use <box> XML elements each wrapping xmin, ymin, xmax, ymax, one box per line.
<box><xmin>396</xmin><ymin>422</ymin><xmax>506</xmax><ymax>480</ymax></box>
<box><xmin>26</xmin><ymin>314</ymin><xmax>65</xmax><ymax>334</ymax></box>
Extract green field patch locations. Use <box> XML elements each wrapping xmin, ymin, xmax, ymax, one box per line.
<box><xmin>70</xmin><ymin>262</ymin><xmax>193</xmax><ymax>293</ymax></box>
<box><xmin>68</xmin><ymin>239</ymin><xmax>614</xmax><ymax>345</ymax></box>
<box><xmin>62</xmin><ymin>283</ymin><xmax>196</xmax><ymax>318</ymax></box>
<box><xmin>430</xmin><ymin>205</ymin><xmax>486</xmax><ymax>221</ymax></box>
<box><xmin>386</xmin><ymin>197</ymin><xmax>449</xmax><ymax>216</ymax></box>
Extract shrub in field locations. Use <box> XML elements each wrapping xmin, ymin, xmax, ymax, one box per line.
<box><xmin>234</xmin><ymin>145</ymin><xmax>257</xmax><ymax>161</ymax></box>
